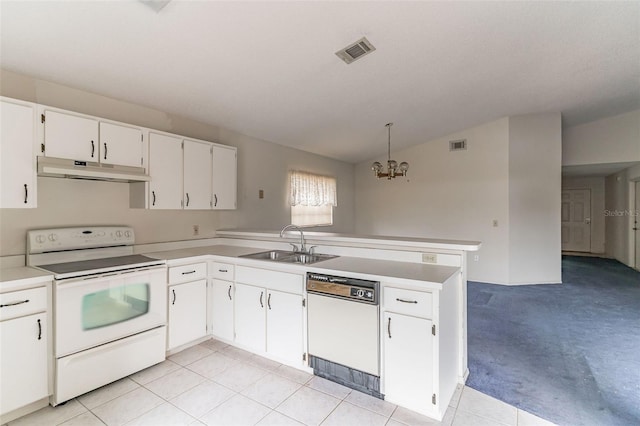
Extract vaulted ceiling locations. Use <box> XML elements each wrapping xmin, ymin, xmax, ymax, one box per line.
<box><xmin>1</xmin><ymin>1</ymin><xmax>638</xmax><ymax>164</ymax></box>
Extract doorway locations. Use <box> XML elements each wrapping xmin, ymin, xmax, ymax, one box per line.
<box><xmin>561</xmin><ymin>189</ymin><xmax>592</xmax><ymax>252</ymax></box>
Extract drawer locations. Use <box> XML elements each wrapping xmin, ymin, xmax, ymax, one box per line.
<box><xmin>210</xmin><ymin>262</ymin><xmax>234</xmax><ymax>281</ymax></box>
<box><xmin>169</xmin><ymin>263</ymin><xmax>207</xmax><ymax>284</ymax></box>
<box><xmin>383</xmin><ymin>287</ymin><xmax>433</xmax><ymax>319</ymax></box>
<box><xmin>0</xmin><ymin>286</ymin><xmax>47</xmax><ymax>321</ymax></box>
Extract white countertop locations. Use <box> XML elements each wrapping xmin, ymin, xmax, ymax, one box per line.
<box><xmin>145</xmin><ymin>244</ymin><xmax>460</xmax><ymax>289</ymax></box>
<box><xmin>0</xmin><ymin>266</ymin><xmax>52</xmax><ymax>293</ymax></box>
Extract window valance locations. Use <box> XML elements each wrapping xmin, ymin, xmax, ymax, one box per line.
<box><xmin>289</xmin><ymin>171</ymin><xmax>337</xmax><ymax>207</ymax></box>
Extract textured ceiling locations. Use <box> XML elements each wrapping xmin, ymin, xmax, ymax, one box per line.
<box><xmin>1</xmin><ymin>1</ymin><xmax>639</xmax><ymax>164</ymax></box>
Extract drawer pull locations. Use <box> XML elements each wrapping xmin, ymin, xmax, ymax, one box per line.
<box><xmin>387</xmin><ymin>317</ymin><xmax>392</xmax><ymax>338</ymax></box>
<box><xmin>37</xmin><ymin>318</ymin><xmax>42</xmax><ymax>340</ymax></box>
<box><xmin>0</xmin><ymin>299</ymin><xmax>30</xmax><ymax>308</ymax></box>
<box><xmin>181</xmin><ymin>270</ymin><xmax>196</xmax><ymax>275</ymax></box>
<box><xmin>219</xmin><ymin>269</ymin><xmax>228</xmax><ymax>273</ymax></box>
<box><xmin>227</xmin><ymin>285</ymin><xmax>232</xmax><ymax>300</ymax></box>
<box><xmin>396</xmin><ymin>298</ymin><xmax>418</xmax><ymax>304</ymax></box>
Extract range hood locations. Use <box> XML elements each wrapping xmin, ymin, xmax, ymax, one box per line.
<box><xmin>37</xmin><ymin>157</ymin><xmax>151</xmax><ymax>183</ymax></box>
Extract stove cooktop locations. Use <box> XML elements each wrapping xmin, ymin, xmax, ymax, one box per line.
<box><xmin>38</xmin><ymin>254</ymin><xmax>164</xmax><ymax>279</ymax></box>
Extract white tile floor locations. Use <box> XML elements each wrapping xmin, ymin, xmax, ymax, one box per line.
<box><xmin>5</xmin><ymin>339</ymin><xmax>556</xmax><ymax>426</ymax></box>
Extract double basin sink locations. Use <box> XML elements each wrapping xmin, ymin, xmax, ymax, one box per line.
<box><xmin>240</xmin><ymin>250</ymin><xmax>337</xmax><ymax>265</ymax></box>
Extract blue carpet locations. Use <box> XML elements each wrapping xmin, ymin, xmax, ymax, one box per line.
<box><xmin>467</xmin><ymin>256</ymin><xmax>640</xmax><ymax>426</ymax></box>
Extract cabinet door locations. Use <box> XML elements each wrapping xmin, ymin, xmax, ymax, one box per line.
<box><xmin>183</xmin><ymin>140</ymin><xmax>212</xmax><ymax>210</ymax></box>
<box><xmin>211</xmin><ymin>145</ymin><xmax>237</xmax><ymax>210</ymax></box>
<box><xmin>44</xmin><ymin>110</ymin><xmax>99</xmax><ymax>162</ymax></box>
<box><xmin>234</xmin><ymin>283</ymin><xmax>265</xmax><ymax>353</ymax></box>
<box><xmin>266</xmin><ymin>290</ymin><xmax>303</xmax><ymax>364</ymax></box>
<box><xmin>211</xmin><ymin>279</ymin><xmax>234</xmax><ymax>341</ymax></box>
<box><xmin>0</xmin><ymin>99</ymin><xmax>36</xmax><ymax>208</ymax></box>
<box><xmin>168</xmin><ymin>280</ymin><xmax>207</xmax><ymax>350</ymax></box>
<box><xmin>148</xmin><ymin>132</ymin><xmax>183</xmax><ymax>209</ymax></box>
<box><xmin>383</xmin><ymin>312</ymin><xmax>434</xmax><ymax>411</ymax></box>
<box><xmin>99</xmin><ymin>122</ymin><xmax>143</xmax><ymax>168</ymax></box>
<box><xmin>0</xmin><ymin>313</ymin><xmax>48</xmax><ymax>415</ymax></box>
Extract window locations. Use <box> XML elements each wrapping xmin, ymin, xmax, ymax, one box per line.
<box><xmin>289</xmin><ymin>171</ymin><xmax>337</xmax><ymax>227</ymax></box>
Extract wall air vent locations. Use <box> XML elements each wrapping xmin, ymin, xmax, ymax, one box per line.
<box><xmin>335</xmin><ymin>37</ymin><xmax>376</xmax><ymax>64</ymax></box>
<box><xmin>449</xmin><ymin>139</ymin><xmax>467</xmax><ymax>151</ymax></box>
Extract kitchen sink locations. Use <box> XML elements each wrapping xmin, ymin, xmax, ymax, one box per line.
<box><xmin>240</xmin><ymin>250</ymin><xmax>338</xmax><ymax>265</ymax></box>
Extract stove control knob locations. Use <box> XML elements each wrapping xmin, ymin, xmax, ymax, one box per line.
<box><xmin>48</xmin><ymin>233</ymin><xmax>58</xmax><ymax>242</ymax></box>
<box><xmin>36</xmin><ymin>234</ymin><xmax>46</xmax><ymax>244</ymax></box>
<box><xmin>116</xmin><ymin>231</ymin><xmax>123</xmax><ymax>238</ymax></box>
<box><xmin>124</xmin><ymin>230</ymin><xmax>131</xmax><ymax>238</ymax></box>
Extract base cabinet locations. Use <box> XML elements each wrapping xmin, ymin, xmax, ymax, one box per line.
<box><xmin>234</xmin><ymin>283</ymin><xmax>266</xmax><ymax>353</ymax></box>
<box><xmin>0</xmin><ymin>312</ymin><xmax>48</xmax><ymax>416</ymax></box>
<box><xmin>210</xmin><ymin>279</ymin><xmax>234</xmax><ymax>341</ymax></box>
<box><xmin>266</xmin><ymin>290</ymin><xmax>303</xmax><ymax>365</ymax></box>
<box><xmin>168</xmin><ymin>280</ymin><xmax>207</xmax><ymax>350</ymax></box>
<box><xmin>383</xmin><ymin>312</ymin><xmax>434</xmax><ymax>412</ymax></box>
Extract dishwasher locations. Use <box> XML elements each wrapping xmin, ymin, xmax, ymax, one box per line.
<box><xmin>306</xmin><ymin>272</ymin><xmax>382</xmax><ymax>398</ymax></box>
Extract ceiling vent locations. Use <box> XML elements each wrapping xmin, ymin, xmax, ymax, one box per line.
<box><xmin>449</xmin><ymin>139</ymin><xmax>467</xmax><ymax>151</ymax></box>
<box><xmin>335</xmin><ymin>37</ymin><xmax>376</xmax><ymax>64</ymax></box>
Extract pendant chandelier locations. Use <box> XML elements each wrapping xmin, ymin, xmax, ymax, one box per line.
<box><xmin>371</xmin><ymin>122</ymin><xmax>409</xmax><ymax>179</ymax></box>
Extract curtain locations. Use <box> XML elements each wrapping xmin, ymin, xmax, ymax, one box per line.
<box><xmin>289</xmin><ymin>171</ymin><xmax>337</xmax><ymax>206</ymax></box>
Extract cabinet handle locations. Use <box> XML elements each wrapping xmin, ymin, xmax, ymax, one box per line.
<box><xmin>214</xmin><ymin>194</ymin><xmax>218</xmax><ymax>207</ymax></box>
<box><xmin>104</xmin><ymin>142</ymin><xmax>108</xmax><ymax>160</ymax></box>
<box><xmin>0</xmin><ymin>299</ymin><xmax>29</xmax><ymax>308</ymax></box>
<box><xmin>387</xmin><ymin>317</ymin><xmax>392</xmax><ymax>339</ymax></box>
<box><xmin>227</xmin><ymin>285</ymin><xmax>232</xmax><ymax>300</ymax></box>
<box><xmin>91</xmin><ymin>140</ymin><xmax>95</xmax><ymax>158</ymax></box>
<box><xmin>37</xmin><ymin>318</ymin><xmax>42</xmax><ymax>340</ymax></box>
<box><xmin>172</xmin><ymin>289</ymin><xmax>176</xmax><ymax>305</ymax></box>
<box><xmin>24</xmin><ymin>184</ymin><xmax>28</xmax><ymax>204</ymax></box>
<box><xmin>186</xmin><ymin>193</ymin><xmax>190</xmax><ymax>207</ymax></box>
<box><xmin>396</xmin><ymin>298</ymin><xmax>418</xmax><ymax>304</ymax></box>
<box><xmin>267</xmin><ymin>293</ymin><xmax>272</xmax><ymax>310</ymax></box>
<box><xmin>259</xmin><ymin>291</ymin><xmax>264</xmax><ymax>308</ymax></box>
<box><xmin>152</xmin><ymin>191</ymin><xmax>156</xmax><ymax>206</ymax></box>
<box><xmin>181</xmin><ymin>270</ymin><xmax>196</xmax><ymax>275</ymax></box>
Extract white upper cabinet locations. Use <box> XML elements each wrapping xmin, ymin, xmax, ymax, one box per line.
<box><xmin>212</xmin><ymin>145</ymin><xmax>237</xmax><ymax>210</ymax></box>
<box><xmin>0</xmin><ymin>98</ymin><xmax>37</xmax><ymax>208</ymax></box>
<box><xmin>99</xmin><ymin>122</ymin><xmax>143</xmax><ymax>168</ymax></box>
<box><xmin>183</xmin><ymin>140</ymin><xmax>213</xmax><ymax>210</ymax></box>
<box><xmin>43</xmin><ymin>110</ymin><xmax>98</xmax><ymax>162</ymax></box>
<box><xmin>41</xmin><ymin>108</ymin><xmax>143</xmax><ymax>168</ymax></box>
<box><xmin>148</xmin><ymin>132</ymin><xmax>183</xmax><ymax>210</ymax></box>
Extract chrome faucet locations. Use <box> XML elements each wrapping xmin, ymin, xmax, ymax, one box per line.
<box><xmin>280</xmin><ymin>224</ymin><xmax>306</xmax><ymax>253</ymax></box>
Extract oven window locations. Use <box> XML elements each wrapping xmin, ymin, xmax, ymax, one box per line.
<box><xmin>82</xmin><ymin>283</ymin><xmax>150</xmax><ymax>330</ymax></box>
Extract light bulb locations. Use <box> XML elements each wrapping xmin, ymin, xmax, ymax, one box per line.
<box><xmin>399</xmin><ymin>162</ymin><xmax>409</xmax><ymax>172</ymax></box>
<box><xmin>371</xmin><ymin>162</ymin><xmax>383</xmax><ymax>172</ymax></box>
<box><xmin>388</xmin><ymin>160</ymin><xmax>397</xmax><ymax>170</ymax></box>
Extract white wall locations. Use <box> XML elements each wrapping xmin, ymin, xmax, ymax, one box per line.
<box><xmin>0</xmin><ymin>70</ymin><xmax>355</xmax><ymax>256</ymax></box>
<box><xmin>355</xmin><ymin>113</ymin><xmax>563</xmax><ymax>285</ymax></box>
<box><xmin>562</xmin><ymin>177</ymin><xmax>606</xmax><ymax>254</ymax></box>
<box><xmin>355</xmin><ymin>118</ymin><xmax>511</xmax><ymax>284</ymax></box>
<box><xmin>605</xmin><ymin>163</ymin><xmax>640</xmax><ymax>266</ymax></box>
<box><xmin>563</xmin><ymin>110</ymin><xmax>640</xmax><ymax>166</ymax></box>
<box><xmin>508</xmin><ymin>113</ymin><xmax>562</xmax><ymax>284</ymax></box>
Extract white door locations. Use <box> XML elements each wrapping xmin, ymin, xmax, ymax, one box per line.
<box><xmin>183</xmin><ymin>140</ymin><xmax>212</xmax><ymax>210</ymax></box>
<box><xmin>148</xmin><ymin>132</ymin><xmax>183</xmax><ymax>209</ymax></box>
<box><xmin>266</xmin><ymin>290</ymin><xmax>302</xmax><ymax>364</ymax></box>
<box><xmin>0</xmin><ymin>313</ymin><xmax>48</xmax><ymax>415</ymax></box>
<box><xmin>635</xmin><ymin>182</ymin><xmax>640</xmax><ymax>271</ymax></box>
<box><xmin>383</xmin><ymin>312</ymin><xmax>433</xmax><ymax>411</ymax></box>
<box><xmin>211</xmin><ymin>279</ymin><xmax>234</xmax><ymax>341</ymax></box>
<box><xmin>55</xmin><ymin>268</ymin><xmax>167</xmax><ymax>357</ymax></box>
<box><xmin>212</xmin><ymin>145</ymin><xmax>237</xmax><ymax>209</ymax></box>
<box><xmin>99</xmin><ymin>122</ymin><xmax>143</xmax><ymax>167</ymax></box>
<box><xmin>234</xmin><ymin>283</ymin><xmax>265</xmax><ymax>353</ymax></box>
<box><xmin>561</xmin><ymin>189</ymin><xmax>591</xmax><ymax>252</ymax></box>
<box><xmin>168</xmin><ymin>280</ymin><xmax>208</xmax><ymax>350</ymax></box>
<box><xmin>0</xmin><ymin>99</ymin><xmax>36</xmax><ymax>208</ymax></box>
<box><xmin>44</xmin><ymin>110</ymin><xmax>99</xmax><ymax>162</ymax></box>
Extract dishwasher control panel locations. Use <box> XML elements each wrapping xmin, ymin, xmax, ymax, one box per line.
<box><xmin>307</xmin><ymin>273</ymin><xmax>378</xmax><ymax>304</ymax></box>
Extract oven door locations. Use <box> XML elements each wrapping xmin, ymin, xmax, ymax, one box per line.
<box><xmin>54</xmin><ymin>266</ymin><xmax>167</xmax><ymax>357</ymax></box>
